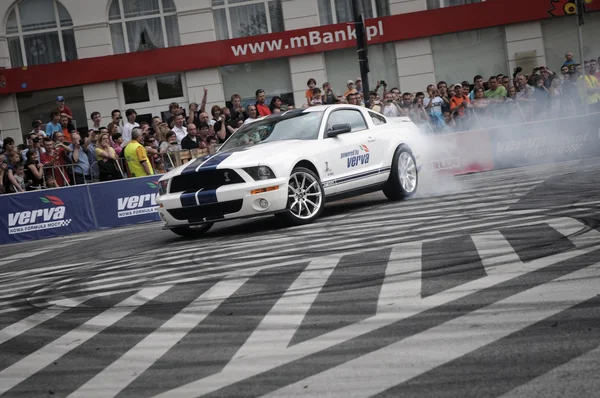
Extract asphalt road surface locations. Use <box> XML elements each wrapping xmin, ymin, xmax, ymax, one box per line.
<box><xmin>1</xmin><ymin>157</ymin><xmax>600</xmax><ymax>398</ymax></box>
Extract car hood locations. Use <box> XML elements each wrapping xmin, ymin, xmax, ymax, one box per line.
<box><xmin>162</xmin><ymin>140</ymin><xmax>307</xmax><ymax>179</ymax></box>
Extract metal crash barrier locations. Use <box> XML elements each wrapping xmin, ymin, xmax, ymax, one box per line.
<box><xmin>2</xmin><ymin>114</ymin><xmax>600</xmax><ymax>245</ymax></box>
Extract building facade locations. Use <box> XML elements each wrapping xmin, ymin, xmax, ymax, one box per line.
<box><xmin>0</xmin><ymin>0</ymin><xmax>599</xmax><ymax>144</ymax></box>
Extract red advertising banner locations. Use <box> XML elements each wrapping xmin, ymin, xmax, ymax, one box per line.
<box><xmin>0</xmin><ymin>0</ymin><xmax>598</xmax><ymax>94</ymax></box>
<box><xmin>424</xmin><ymin>129</ymin><xmax>495</xmax><ymax>177</ymax></box>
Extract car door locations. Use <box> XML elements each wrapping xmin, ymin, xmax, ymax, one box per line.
<box><xmin>321</xmin><ymin>108</ymin><xmax>383</xmax><ymax>192</ymax></box>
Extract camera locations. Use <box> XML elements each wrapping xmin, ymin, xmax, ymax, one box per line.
<box><xmin>380</xmin><ymin>80</ymin><xmax>387</xmax><ymax>86</ymax></box>
<box><xmin>32</xmin><ymin>137</ymin><xmax>40</xmax><ymax>143</ymax></box>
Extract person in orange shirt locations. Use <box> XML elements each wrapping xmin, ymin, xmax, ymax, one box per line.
<box><xmin>344</xmin><ymin>80</ymin><xmax>357</xmax><ymax>98</ymax></box>
<box><xmin>306</xmin><ymin>78</ymin><xmax>316</xmax><ymax>105</ymax></box>
<box><xmin>255</xmin><ymin>89</ymin><xmax>271</xmax><ymax>117</ymax></box>
<box><xmin>449</xmin><ymin>84</ymin><xmax>472</xmax><ymax>130</ymax></box>
<box><xmin>59</xmin><ymin>115</ymin><xmax>73</xmax><ymax>142</ymax></box>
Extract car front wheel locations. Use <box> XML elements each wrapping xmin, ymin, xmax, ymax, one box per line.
<box><xmin>170</xmin><ymin>223</ymin><xmax>214</xmax><ymax>238</ymax></box>
<box><xmin>276</xmin><ymin>167</ymin><xmax>324</xmax><ymax>226</ymax></box>
<box><xmin>383</xmin><ymin>144</ymin><xmax>418</xmax><ymax>201</ymax></box>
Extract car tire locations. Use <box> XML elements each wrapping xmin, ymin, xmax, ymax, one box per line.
<box><xmin>276</xmin><ymin>166</ymin><xmax>325</xmax><ymax>226</ymax></box>
<box><xmin>170</xmin><ymin>223</ymin><xmax>214</xmax><ymax>238</ymax></box>
<box><xmin>383</xmin><ymin>144</ymin><xmax>418</xmax><ymax>201</ymax></box>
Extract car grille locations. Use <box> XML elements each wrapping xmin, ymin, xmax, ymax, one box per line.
<box><xmin>169</xmin><ymin>169</ymin><xmax>244</xmax><ymax>194</ymax></box>
<box><xmin>167</xmin><ymin>200</ymin><xmax>244</xmax><ymax>222</ymax></box>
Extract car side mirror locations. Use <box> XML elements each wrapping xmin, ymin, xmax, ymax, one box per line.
<box><xmin>327</xmin><ymin>123</ymin><xmax>352</xmax><ymax>137</ymax></box>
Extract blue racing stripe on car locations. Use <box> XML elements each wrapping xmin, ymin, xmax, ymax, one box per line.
<box><xmin>181</xmin><ymin>154</ymin><xmax>212</xmax><ymax>175</ymax></box>
<box><xmin>198</xmin><ymin>152</ymin><xmax>234</xmax><ymax>170</ymax></box>
<box><xmin>180</xmin><ymin>191</ymin><xmax>199</xmax><ymax>207</ymax></box>
<box><xmin>322</xmin><ymin>168</ymin><xmax>390</xmax><ymax>187</ymax></box>
<box><xmin>180</xmin><ymin>189</ymin><xmax>219</xmax><ymax>207</ymax></box>
<box><xmin>335</xmin><ymin>169</ymin><xmax>381</xmax><ymax>184</ymax></box>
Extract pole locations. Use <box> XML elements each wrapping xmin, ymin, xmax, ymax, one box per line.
<box><xmin>576</xmin><ymin>0</ymin><xmax>588</xmax><ymax>114</ymax></box>
<box><xmin>351</xmin><ymin>0</ymin><xmax>370</xmax><ymax>108</ymax></box>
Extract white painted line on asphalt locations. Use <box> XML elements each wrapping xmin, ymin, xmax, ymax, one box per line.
<box><xmin>0</xmin><ymin>285</ymin><xmax>171</xmax><ymax>396</ymax></box>
<box><xmin>499</xmin><ymin>345</ymin><xmax>600</xmax><ymax>398</ymax></box>
<box><xmin>226</xmin><ymin>256</ymin><xmax>342</xmax><ymax>368</ymax></box>
<box><xmin>0</xmin><ymin>249</ymin><xmax>52</xmax><ymax>270</ymax></box>
<box><xmin>377</xmin><ymin>242</ymin><xmax>422</xmax><ymax>315</ymax></box>
<box><xmin>153</xmin><ymin>224</ymin><xmax>600</xmax><ymax>398</ymax></box>
<box><xmin>68</xmin><ymin>273</ymin><xmax>253</xmax><ymax>398</ymax></box>
<box><xmin>263</xmin><ymin>262</ymin><xmax>600</xmax><ymax>398</ymax></box>
<box><xmin>0</xmin><ymin>296</ymin><xmax>90</xmax><ymax>346</ymax></box>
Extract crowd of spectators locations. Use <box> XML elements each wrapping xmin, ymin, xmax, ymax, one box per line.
<box><xmin>304</xmin><ymin>52</ymin><xmax>600</xmax><ymax>134</ymax></box>
<box><xmin>1</xmin><ymin>51</ymin><xmax>600</xmax><ymax>195</ymax></box>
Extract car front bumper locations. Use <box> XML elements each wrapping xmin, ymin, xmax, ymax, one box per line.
<box><xmin>156</xmin><ymin>177</ymin><xmax>289</xmax><ymax>228</ymax></box>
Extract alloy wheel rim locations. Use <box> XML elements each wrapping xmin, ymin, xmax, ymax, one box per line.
<box><xmin>398</xmin><ymin>152</ymin><xmax>417</xmax><ymax>192</ymax></box>
<box><xmin>287</xmin><ymin>172</ymin><xmax>323</xmax><ymax>219</ymax></box>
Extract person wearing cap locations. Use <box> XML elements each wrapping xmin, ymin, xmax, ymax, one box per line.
<box><xmin>22</xmin><ymin>132</ymin><xmax>45</xmax><ymax>162</ymax></box>
<box><xmin>30</xmin><ymin>120</ymin><xmax>46</xmax><ymax>138</ymax></box>
<box><xmin>355</xmin><ymin>77</ymin><xmax>363</xmax><ymax>93</ymax></box>
<box><xmin>344</xmin><ymin>80</ymin><xmax>357</xmax><ymax>98</ymax></box>
<box><xmin>56</xmin><ymin>96</ymin><xmax>73</xmax><ymax>120</ymax></box>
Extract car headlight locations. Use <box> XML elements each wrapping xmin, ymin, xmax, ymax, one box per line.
<box><xmin>158</xmin><ymin>180</ymin><xmax>169</xmax><ymax>196</ymax></box>
<box><xmin>244</xmin><ymin>166</ymin><xmax>276</xmax><ymax>180</ymax></box>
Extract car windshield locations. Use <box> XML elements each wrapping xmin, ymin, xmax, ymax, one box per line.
<box><xmin>219</xmin><ymin>110</ymin><xmax>324</xmax><ymax>151</ymax></box>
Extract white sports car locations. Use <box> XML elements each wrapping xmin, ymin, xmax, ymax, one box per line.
<box><xmin>156</xmin><ymin>104</ymin><xmax>420</xmax><ymax>237</ymax></box>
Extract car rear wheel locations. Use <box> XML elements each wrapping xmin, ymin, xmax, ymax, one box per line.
<box><xmin>276</xmin><ymin>167</ymin><xmax>324</xmax><ymax>226</ymax></box>
<box><xmin>170</xmin><ymin>223</ymin><xmax>214</xmax><ymax>238</ymax></box>
<box><xmin>383</xmin><ymin>144</ymin><xmax>418</xmax><ymax>201</ymax></box>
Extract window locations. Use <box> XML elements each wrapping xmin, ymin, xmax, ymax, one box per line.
<box><xmin>220</xmin><ymin>58</ymin><xmax>294</xmax><ymax>106</ymax></box>
<box><xmin>109</xmin><ymin>0</ymin><xmax>180</xmax><ymax>54</ymax></box>
<box><xmin>212</xmin><ymin>0</ymin><xmax>284</xmax><ymax>40</ymax></box>
<box><xmin>324</xmin><ymin>43</ymin><xmax>398</xmax><ymax>96</ymax></box>
<box><xmin>431</xmin><ymin>27</ymin><xmax>507</xmax><ymax>86</ymax></box>
<box><xmin>426</xmin><ymin>0</ymin><xmax>483</xmax><ymax>9</ymax></box>
<box><xmin>327</xmin><ymin>109</ymin><xmax>367</xmax><ymax>132</ymax></box>
<box><xmin>369</xmin><ymin>111</ymin><xmax>386</xmax><ymax>125</ymax></box>
<box><xmin>121</xmin><ymin>74</ymin><xmax>185</xmax><ymax>105</ymax></box>
<box><xmin>317</xmin><ymin>0</ymin><xmax>389</xmax><ymax>25</ymax></box>
<box><xmin>541</xmin><ymin>13</ymin><xmax>600</xmax><ymax>72</ymax></box>
<box><xmin>5</xmin><ymin>0</ymin><xmax>77</xmax><ymax>68</ymax></box>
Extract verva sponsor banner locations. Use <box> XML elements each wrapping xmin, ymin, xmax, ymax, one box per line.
<box><xmin>489</xmin><ymin>112</ymin><xmax>600</xmax><ymax>169</ymax></box>
<box><xmin>0</xmin><ymin>186</ymin><xmax>96</xmax><ymax>245</ymax></box>
<box><xmin>87</xmin><ymin>176</ymin><xmax>161</xmax><ymax>229</ymax></box>
<box><xmin>1</xmin><ymin>0</ymin><xmax>599</xmax><ymax>94</ymax></box>
<box><xmin>425</xmin><ymin>129</ymin><xmax>495</xmax><ymax>176</ymax></box>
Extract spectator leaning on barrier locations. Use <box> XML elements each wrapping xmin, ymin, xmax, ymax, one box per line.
<box><xmin>24</xmin><ymin>151</ymin><xmax>44</xmax><ymax>190</ymax></box>
<box><xmin>69</xmin><ymin>132</ymin><xmax>92</xmax><ymax>185</ymax></box>
<box><xmin>159</xmin><ymin>131</ymin><xmax>181</xmax><ymax>154</ymax></box>
<box><xmin>95</xmin><ymin>131</ymin><xmax>122</xmax><ymax>181</ymax></box>
<box><xmin>124</xmin><ymin>128</ymin><xmax>153</xmax><ymax>177</ymax></box>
